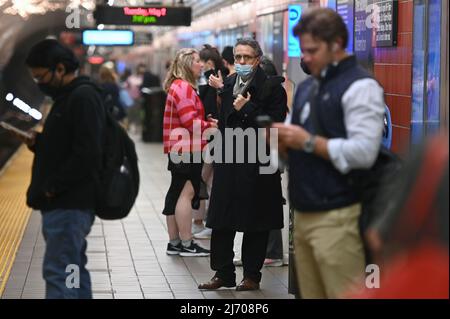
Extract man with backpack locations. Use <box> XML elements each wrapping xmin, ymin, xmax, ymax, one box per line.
<box><xmin>273</xmin><ymin>8</ymin><xmax>385</xmax><ymax>298</ymax></box>
<box><xmin>24</xmin><ymin>39</ymin><xmax>106</xmax><ymax>299</ymax></box>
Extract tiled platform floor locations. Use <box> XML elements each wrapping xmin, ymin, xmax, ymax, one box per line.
<box><xmin>2</xmin><ymin>138</ymin><xmax>292</xmax><ymax>299</ymax></box>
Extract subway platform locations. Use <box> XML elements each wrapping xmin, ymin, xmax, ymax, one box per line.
<box><xmin>0</xmin><ymin>136</ymin><xmax>292</xmax><ymax>299</ymax></box>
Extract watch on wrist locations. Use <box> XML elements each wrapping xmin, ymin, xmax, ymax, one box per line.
<box><xmin>303</xmin><ymin>134</ymin><xmax>316</xmax><ymax>153</ymax></box>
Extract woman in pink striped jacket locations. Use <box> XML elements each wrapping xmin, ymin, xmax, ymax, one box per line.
<box><xmin>162</xmin><ymin>48</ymin><xmax>218</xmax><ymax>257</ymax></box>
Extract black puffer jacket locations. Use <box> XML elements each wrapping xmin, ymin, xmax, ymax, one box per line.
<box><xmin>27</xmin><ymin>76</ymin><xmax>106</xmax><ymax>211</ymax></box>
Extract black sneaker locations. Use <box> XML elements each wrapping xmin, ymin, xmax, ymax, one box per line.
<box><xmin>166</xmin><ymin>242</ymin><xmax>183</xmax><ymax>255</ymax></box>
<box><xmin>179</xmin><ymin>241</ymin><xmax>210</xmax><ymax>257</ymax></box>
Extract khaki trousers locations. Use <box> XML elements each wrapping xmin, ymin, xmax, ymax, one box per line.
<box><xmin>294</xmin><ymin>203</ymin><xmax>365</xmax><ymax>299</ymax></box>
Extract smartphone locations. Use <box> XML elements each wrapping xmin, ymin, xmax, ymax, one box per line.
<box><xmin>0</xmin><ymin>121</ymin><xmax>33</xmax><ymax>140</ymax></box>
<box><xmin>255</xmin><ymin>115</ymin><xmax>273</xmax><ymax>128</ymax></box>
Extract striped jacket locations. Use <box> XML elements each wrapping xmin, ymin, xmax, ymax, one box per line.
<box><xmin>163</xmin><ymin>79</ymin><xmax>212</xmax><ymax>153</ymax></box>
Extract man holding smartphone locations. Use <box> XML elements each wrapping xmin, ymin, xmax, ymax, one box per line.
<box><xmin>198</xmin><ymin>38</ymin><xmax>287</xmax><ymax>291</ymax></box>
<box><xmin>23</xmin><ymin>39</ymin><xmax>105</xmax><ymax>299</ymax></box>
<box><xmin>274</xmin><ymin>8</ymin><xmax>385</xmax><ymax>298</ymax></box>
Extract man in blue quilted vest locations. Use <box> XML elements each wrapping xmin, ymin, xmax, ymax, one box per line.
<box><xmin>274</xmin><ymin>8</ymin><xmax>385</xmax><ymax>298</ymax></box>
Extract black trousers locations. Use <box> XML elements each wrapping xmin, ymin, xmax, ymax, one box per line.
<box><xmin>210</xmin><ymin>229</ymin><xmax>269</xmax><ymax>283</ymax></box>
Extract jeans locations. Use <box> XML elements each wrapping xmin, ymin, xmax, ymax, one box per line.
<box><xmin>41</xmin><ymin>209</ymin><xmax>95</xmax><ymax>299</ymax></box>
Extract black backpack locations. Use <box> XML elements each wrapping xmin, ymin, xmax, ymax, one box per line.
<box><xmin>70</xmin><ymin>84</ymin><xmax>140</xmax><ymax>220</ymax></box>
<box><xmin>351</xmin><ymin>146</ymin><xmax>403</xmax><ymax>234</ymax></box>
<box><xmin>95</xmin><ymin>109</ymin><xmax>140</xmax><ymax>220</ymax></box>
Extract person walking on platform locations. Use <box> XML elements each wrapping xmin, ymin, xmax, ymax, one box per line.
<box><xmin>162</xmin><ymin>48</ymin><xmax>218</xmax><ymax>257</ymax></box>
<box><xmin>24</xmin><ymin>39</ymin><xmax>106</xmax><ymax>299</ymax></box>
<box><xmin>273</xmin><ymin>8</ymin><xmax>385</xmax><ymax>298</ymax></box>
<box><xmin>198</xmin><ymin>38</ymin><xmax>287</xmax><ymax>291</ymax></box>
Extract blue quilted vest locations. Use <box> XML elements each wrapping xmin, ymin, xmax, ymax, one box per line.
<box><xmin>288</xmin><ymin>56</ymin><xmax>374</xmax><ymax>212</ymax></box>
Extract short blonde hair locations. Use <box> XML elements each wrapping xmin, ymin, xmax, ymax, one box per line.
<box><xmin>164</xmin><ymin>48</ymin><xmax>198</xmax><ymax>92</ymax></box>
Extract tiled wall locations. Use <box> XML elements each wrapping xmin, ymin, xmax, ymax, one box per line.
<box><xmin>373</xmin><ymin>0</ymin><xmax>414</xmax><ymax>154</ymax></box>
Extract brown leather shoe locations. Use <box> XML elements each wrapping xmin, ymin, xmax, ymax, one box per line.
<box><xmin>235</xmin><ymin>278</ymin><xmax>260</xmax><ymax>291</ymax></box>
<box><xmin>198</xmin><ymin>276</ymin><xmax>236</xmax><ymax>290</ymax></box>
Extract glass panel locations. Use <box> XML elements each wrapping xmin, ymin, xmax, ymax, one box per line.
<box><xmin>258</xmin><ymin>14</ymin><xmax>274</xmax><ymax>60</ymax></box>
<box><xmin>425</xmin><ymin>0</ymin><xmax>441</xmax><ymax>135</ymax></box>
<box><xmin>411</xmin><ymin>0</ymin><xmax>426</xmax><ymax>144</ymax></box>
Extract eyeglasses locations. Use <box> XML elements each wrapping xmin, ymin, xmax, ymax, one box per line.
<box><xmin>234</xmin><ymin>54</ymin><xmax>256</xmax><ymax>62</ymax></box>
<box><xmin>32</xmin><ymin>69</ymin><xmax>52</xmax><ymax>83</ymax></box>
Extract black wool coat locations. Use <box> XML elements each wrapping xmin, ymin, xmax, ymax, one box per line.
<box><xmin>206</xmin><ymin>67</ymin><xmax>287</xmax><ymax>232</ymax></box>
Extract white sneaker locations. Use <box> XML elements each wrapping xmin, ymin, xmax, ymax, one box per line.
<box><xmin>192</xmin><ymin>223</ymin><xmax>205</xmax><ymax>235</ymax></box>
<box><xmin>193</xmin><ymin>227</ymin><xmax>212</xmax><ymax>239</ymax></box>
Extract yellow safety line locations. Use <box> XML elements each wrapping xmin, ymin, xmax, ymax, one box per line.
<box><xmin>0</xmin><ymin>146</ymin><xmax>33</xmax><ymax>297</ymax></box>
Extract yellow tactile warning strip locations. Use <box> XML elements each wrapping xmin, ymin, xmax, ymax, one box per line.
<box><xmin>0</xmin><ymin>146</ymin><xmax>33</xmax><ymax>296</ymax></box>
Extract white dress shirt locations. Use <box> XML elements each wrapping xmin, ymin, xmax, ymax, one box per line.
<box><xmin>287</xmin><ymin>78</ymin><xmax>385</xmax><ymax>174</ymax></box>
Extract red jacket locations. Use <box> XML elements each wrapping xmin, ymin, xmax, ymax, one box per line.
<box><xmin>163</xmin><ymin>79</ymin><xmax>212</xmax><ymax>154</ymax></box>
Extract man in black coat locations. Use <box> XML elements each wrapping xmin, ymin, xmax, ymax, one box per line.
<box><xmin>24</xmin><ymin>39</ymin><xmax>105</xmax><ymax>299</ymax></box>
<box><xmin>198</xmin><ymin>38</ymin><xmax>287</xmax><ymax>291</ymax></box>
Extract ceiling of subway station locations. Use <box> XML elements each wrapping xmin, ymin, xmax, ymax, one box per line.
<box><xmin>0</xmin><ymin>0</ymin><xmax>249</xmax><ymax>68</ymax></box>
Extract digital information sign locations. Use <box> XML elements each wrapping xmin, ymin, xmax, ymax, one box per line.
<box><xmin>82</xmin><ymin>30</ymin><xmax>134</xmax><ymax>46</ymax></box>
<box><xmin>94</xmin><ymin>5</ymin><xmax>192</xmax><ymax>26</ymax></box>
<box><xmin>374</xmin><ymin>0</ymin><xmax>398</xmax><ymax>47</ymax></box>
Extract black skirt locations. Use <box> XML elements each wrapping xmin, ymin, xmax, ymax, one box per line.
<box><xmin>162</xmin><ymin>153</ymin><xmax>208</xmax><ymax>216</ymax></box>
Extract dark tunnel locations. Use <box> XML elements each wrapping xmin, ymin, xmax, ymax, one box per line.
<box><xmin>0</xmin><ymin>10</ymin><xmax>67</xmax><ymax>168</ymax></box>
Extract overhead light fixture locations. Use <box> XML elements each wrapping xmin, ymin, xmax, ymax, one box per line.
<box><xmin>5</xmin><ymin>93</ymin><xmax>42</xmax><ymax>121</ymax></box>
<box><xmin>2</xmin><ymin>0</ymin><xmax>96</xmax><ymax>19</ymax></box>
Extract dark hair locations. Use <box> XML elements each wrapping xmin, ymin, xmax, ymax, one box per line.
<box><xmin>221</xmin><ymin>46</ymin><xmax>234</xmax><ymax>65</ymax></box>
<box><xmin>25</xmin><ymin>39</ymin><xmax>79</xmax><ymax>73</ymax></box>
<box><xmin>136</xmin><ymin>63</ymin><xmax>147</xmax><ymax>73</ymax></box>
<box><xmin>259</xmin><ymin>56</ymin><xmax>278</xmax><ymax>76</ymax></box>
<box><xmin>235</xmin><ymin>38</ymin><xmax>263</xmax><ymax>58</ymax></box>
<box><xmin>293</xmin><ymin>8</ymin><xmax>348</xmax><ymax>49</ymax></box>
<box><xmin>199</xmin><ymin>44</ymin><xmax>225</xmax><ymax>71</ymax></box>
